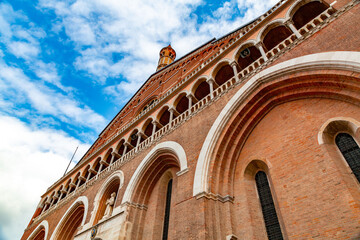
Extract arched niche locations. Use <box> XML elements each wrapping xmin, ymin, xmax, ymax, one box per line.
<box><xmin>91</xmin><ymin>170</ymin><xmax>124</xmax><ymax>225</ymax></box>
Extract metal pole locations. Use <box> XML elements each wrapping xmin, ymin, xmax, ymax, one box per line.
<box><xmin>64</xmin><ymin>146</ymin><xmax>78</xmax><ymax>176</ymax></box>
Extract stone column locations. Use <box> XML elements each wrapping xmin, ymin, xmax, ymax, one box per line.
<box><xmin>206</xmin><ymin>78</ymin><xmax>215</xmax><ymax>99</ymax></box>
<box><xmin>136</xmin><ymin>131</ymin><xmax>143</xmax><ymax>148</ymax></box>
<box><xmin>123</xmin><ymin>142</ymin><xmax>129</xmax><ymax>155</ymax></box>
<box><xmin>285</xmin><ymin>20</ymin><xmax>301</xmax><ymax>38</ymax></box>
<box><xmin>169</xmin><ymin>108</ymin><xmax>174</xmax><ymax>123</ymax></box>
<box><xmin>152</xmin><ymin>120</ymin><xmax>158</xmax><ymax>136</ymax></box>
<box><xmin>230</xmin><ymin>61</ymin><xmax>240</xmax><ymax>82</ymax></box>
<box><xmin>256</xmin><ymin>42</ymin><xmax>268</xmax><ymax>61</ymax></box>
<box><xmin>98</xmin><ymin>164</ymin><xmax>104</xmax><ymax>175</ymax></box>
<box><xmin>110</xmin><ymin>152</ymin><xmax>121</xmax><ymax>164</ymax></box>
<box><xmin>187</xmin><ymin>93</ymin><xmax>193</xmax><ymax>109</ymax></box>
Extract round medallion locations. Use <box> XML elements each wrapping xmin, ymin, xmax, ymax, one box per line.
<box><xmin>90</xmin><ymin>226</ymin><xmax>97</xmax><ymax>239</ymax></box>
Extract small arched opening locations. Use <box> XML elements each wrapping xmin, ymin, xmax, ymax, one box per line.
<box><xmin>143</xmin><ymin>118</ymin><xmax>156</xmax><ymax>138</ymax></box>
<box><xmin>291</xmin><ymin>1</ymin><xmax>329</xmax><ymax>29</ymax></box>
<box><xmin>174</xmin><ymin>93</ymin><xmax>189</xmax><ymax>115</ymax></box>
<box><xmin>237</xmin><ymin>45</ymin><xmax>262</xmax><ymax>71</ymax></box>
<box><xmin>158</xmin><ymin>106</ymin><xmax>171</xmax><ymax>127</ymax></box>
<box><xmin>262</xmin><ymin>25</ymin><xmax>292</xmax><ymax>51</ymax></box>
<box><xmin>214</xmin><ymin>64</ymin><xmax>234</xmax><ymax>86</ymax></box>
<box><xmin>115</xmin><ymin>139</ymin><xmax>126</xmax><ymax>160</ymax></box>
<box><xmin>193</xmin><ymin>79</ymin><xmax>210</xmax><ymax>101</ymax></box>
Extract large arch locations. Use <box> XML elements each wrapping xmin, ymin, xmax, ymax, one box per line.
<box><xmin>193</xmin><ymin>51</ymin><xmax>360</xmax><ymax>196</ymax></box>
<box><xmin>26</xmin><ymin>220</ymin><xmax>49</xmax><ymax>240</ymax></box>
<box><xmin>49</xmin><ymin>196</ymin><xmax>88</xmax><ymax>240</ymax></box>
<box><xmin>122</xmin><ymin>141</ymin><xmax>188</xmax><ymax>204</ymax></box>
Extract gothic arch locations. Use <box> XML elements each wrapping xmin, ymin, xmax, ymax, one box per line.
<box><xmin>90</xmin><ymin>170</ymin><xmax>124</xmax><ymax>225</ymax></box>
<box><xmin>122</xmin><ymin>141</ymin><xmax>188</xmax><ymax>204</ymax></box>
<box><xmin>26</xmin><ymin>220</ymin><xmax>49</xmax><ymax>240</ymax></box>
<box><xmin>318</xmin><ymin>117</ymin><xmax>360</xmax><ymax>145</ymax></box>
<box><xmin>193</xmin><ymin>51</ymin><xmax>360</xmax><ymax>196</ymax></box>
<box><xmin>49</xmin><ymin>196</ymin><xmax>88</xmax><ymax>240</ymax></box>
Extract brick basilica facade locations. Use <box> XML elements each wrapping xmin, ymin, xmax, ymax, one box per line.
<box><xmin>22</xmin><ymin>0</ymin><xmax>360</xmax><ymax>239</ymax></box>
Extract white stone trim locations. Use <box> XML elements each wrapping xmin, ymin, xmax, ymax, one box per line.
<box><xmin>318</xmin><ymin>117</ymin><xmax>360</xmax><ymax>145</ymax></box>
<box><xmin>26</xmin><ymin>220</ymin><xmax>49</xmax><ymax>240</ymax></box>
<box><xmin>122</xmin><ymin>141</ymin><xmax>188</xmax><ymax>204</ymax></box>
<box><xmin>193</xmin><ymin>51</ymin><xmax>360</xmax><ymax>196</ymax></box>
<box><xmin>49</xmin><ymin>196</ymin><xmax>88</xmax><ymax>240</ymax></box>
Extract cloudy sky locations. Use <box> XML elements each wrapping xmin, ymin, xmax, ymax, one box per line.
<box><xmin>0</xmin><ymin>0</ymin><xmax>278</xmax><ymax>239</ymax></box>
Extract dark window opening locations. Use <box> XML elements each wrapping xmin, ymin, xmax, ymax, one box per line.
<box><xmin>162</xmin><ymin>179</ymin><xmax>173</xmax><ymax>240</ymax></box>
<box><xmin>255</xmin><ymin>171</ymin><xmax>284</xmax><ymax>240</ymax></box>
<box><xmin>335</xmin><ymin>133</ymin><xmax>360</xmax><ymax>182</ymax></box>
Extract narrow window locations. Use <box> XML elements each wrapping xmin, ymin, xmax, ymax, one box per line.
<box><xmin>335</xmin><ymin>133</ymin><xmax>360</xmax><ymax>182</ymax></box>
<box><xmin>255</xmin><ymin>171</ymin><xmax>284</xmax><ymax>240</ymax></box>
<box><xmin>162</xmin><ymin>179</ymin><xmax>173</xmax><ymax>240</ymax></box>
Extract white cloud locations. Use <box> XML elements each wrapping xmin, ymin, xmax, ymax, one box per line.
<box><xmin>38</xmin><ymin>0</ymin><xmax>280</xmax><ymax>103</ymax></box>
<box><xmin>0</xmin><ymin>61</ymin><xmax>106</xmax><ymax>131</ymax></box>
<box><xmin>8</xmin><ymin>40</ymin><xmax>40</xmax><ymax>59</ymax></box>
<box><xmin>0</xmin><ymin>115</ymin><xmax>90</xmax><ymax>240</ymax></box>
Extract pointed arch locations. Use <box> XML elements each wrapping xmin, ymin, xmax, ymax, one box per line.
<box><xmin>122</xmin><ymin>141</ymin><xmax>188</xmax><ymax>204</ymax></box>
<box><xmin>26</xmin><ymin>220</ymin><xmax>49</xmax><ymax>240</ymax></box>
<box><xmin>49</xmin><ymin>196</ymin><xmax>88</xmax><ymax>240</ymax></box>
<box><xmin>193</xmin><ymin>51</ymin><xmax>360</xmax><ymax>196</ymax></box>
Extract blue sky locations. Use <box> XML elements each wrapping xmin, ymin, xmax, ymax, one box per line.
<box><xmin>0</xmin><ymin>0</ymin><xmax>278</xmax><ymax>239</ymax></box>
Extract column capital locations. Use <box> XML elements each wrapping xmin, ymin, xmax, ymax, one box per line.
<box><xmin>137</xmin><ymin>131</ymin><xmax>145</xmax><ymax>138</ymax></box>
<box><xmin>169</xmin><ymin>107</ymin><xmax>180</xmax><ymax>116</ymax></box>
<box><xmin>152</xmin><ymin>119</ymin><xmax>162</xmax><ymax>127</ymax></box>
<box><xmin>112</xmin><ymin>152</ymin><xmax>121</xmax><ymax>158</ymax></box>
<box><xmin>255</xmin><ymin>41</ymin><xmax>264</xmax><ymax>48</ymax></box>
<box><xmin>230</xmin><ymin>61</ymin><xmax>238</xmax><ymax>68</ymax></box>
<box><xmin>186</xmin><ymin>92</ymin><xmax>195</xmax><ymax>99</ymax></box>
<box><xmin>206</xmin><ymin>78</ymin><xmax>215</xmax><ymax>84</ymax></box>
<box><xmin>284</xmin><ymin>19</ymin><xmax>294</xmax><ymax>26</ymax></box>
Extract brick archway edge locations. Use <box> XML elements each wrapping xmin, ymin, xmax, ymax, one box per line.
<box><xmin>49</xmin><ymin>196</ymin><xmax>88</xmax><ymax>240</ymax></box>
<box><xmin>26</xmin><ymin>220</ymin><xmax>49</xmax><ymax>240</ymax></box>
<box><xmin>122</xmin><ymin>141</ymin><xmax>188</xmax><ymax>204</ymax></box>
<box><xmin>193</xmin><ymin>51</ymin><xmax>360</xmax><ymax>196</ymax></box>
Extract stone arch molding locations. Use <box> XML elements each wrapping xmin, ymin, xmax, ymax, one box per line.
<box><xmin>26</xmin><ymin>220</ymin><xmax>49</xmax><ymax>240</ymax></box>
<box><xmin>89</xmin><ymin>170</ymin><xmax>124</xmax><ymax>225</ymax></box>
<box><xmin>318</xmin><ymin>117</ymin><xmax>360</xmax><ymax>145</ymax></box>
<box><xmin>122</xmin><ymin>141</ymin><xmax>188</xmax><ymax>204</ymax></box>
<box><xmin>49</xmin><ymin>196</ymin><xmax>89</xmax><ymax>240</ymax></box>
<box><xmin>193</xmin><ymin>51</ymin><xmax>360</xmax><ymax>196</ymax></box>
